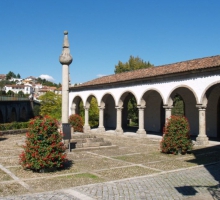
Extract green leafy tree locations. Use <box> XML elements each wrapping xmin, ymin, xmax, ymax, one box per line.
<box><xmin>17</xmin><ymin>73</ymin><xmax>21</xmax><ymax>78</ymax></box>
<box><xmin>114</xmin><ymin>55</ymin><xmax>154</xmax><ymax>74</ymax></box>
<box><xmin>38</xmin><ymin>92</ymin><xmax>61</xmax><ymax>120</ymax></box>
<box><xmin>33</xmin><ymin>104</ymin><xmax>41</xmax><ymax>117</ymax></box>
<box><xmin>6</xmin><ymin>71</ymin><xmax>16</xmax><ymax>80</ymax></box>
<box><xmin>172</xmin><ymin>95</ymin><xmax>184</xmax><ymax>116</ymax></box>
<box><xmin>7</xmin><ymin>90</ymin><xmax>15</xmax><ymax>96</ymax></box>
<box><xmin>127</xmin><ymin>96</ymin><xmax>138</xmax><ymax>125</ymax></box>
<box><xmin>78</xmin><ymin>97</ymin><xmax>99</xmax><ymax>128</ymax></box>
<box><xmin>18</xmin><ymin>91</ymin><xmax>24</xmax><ymax>97</ymax></box>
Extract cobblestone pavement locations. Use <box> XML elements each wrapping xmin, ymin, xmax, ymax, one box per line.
<box><xmin>1</xmin><ymin>162</ymin><xmax>219</xmax><ymax>200</ymax></box>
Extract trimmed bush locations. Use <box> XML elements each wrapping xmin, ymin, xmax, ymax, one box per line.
<box><xmin>69</xmin><ymin>114</ymin><xmax>84</xmax><ymax>132</ymax></box>
<box><xmin>19</xmin><ymin>116</ymin><xmax>67</xmax><ymax>171</ymax></box>
<box><xmin>0</xmin><ymin>121</ymin><xmax>29</xmax><ymax>131</ymax></box>
<box><xmin>160</xmin><ymin>115</ymin><xmax>193</xmax><ymax>155</ymax></box>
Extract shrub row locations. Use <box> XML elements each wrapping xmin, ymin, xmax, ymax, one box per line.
<box><xmin>0</xmin><ymin>121</ymin><xmax>29</xmax><ymax>131</ymax></box>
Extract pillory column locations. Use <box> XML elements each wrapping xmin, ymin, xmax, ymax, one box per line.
<box><xmin>59</xmin><ymin>31</ymin><xmax>72</xmax><ymax>129</ymax></box>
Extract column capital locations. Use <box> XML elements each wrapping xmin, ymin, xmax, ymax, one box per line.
<box><xmin>115</xmin><ymin>106</ymin><xmax>123</xmax><ymax>110</ymax></box>
<box><xmin>163</xmin><ymin>105</ymin><xmax>173</xmax><ymax>109</ymax></box>
<box><xmin>84</xmin><ymin>106</ymin><xmax>90</xmax><ymax>111</ymax></box>
<box><xmin>137</xmin><ymin>105</ymin><xmax>146</xmax><ymax>109</ymax></box>
<box><xmin>196</xmin><ymin>104</ymin><xmax>206</xmax><ymax>110</ymax></box>
<box><xmin>98</xmin><ymin>106</ymin><xmax>105</xmax><ymax>110</ymax></box>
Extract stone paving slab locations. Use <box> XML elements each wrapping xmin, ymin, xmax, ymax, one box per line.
<box><xmin>1</xmin><ymin>163</ymin><xmax>219</xmax><ymax>200</ymax></box>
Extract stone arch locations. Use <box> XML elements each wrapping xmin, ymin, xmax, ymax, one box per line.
<box><xmin>202</xmin><ymin>82</ymin><xmax>220</xmax><ymax>138</ymax></box>
<box><xmin>200</xmin><ymin>80</ymin><xmax>220</xmax><ymax>105</ymax></box>
<box><xmin>71</xmin><ymin>95</ymin><xmax>84</xmax><ymax>115</ymax></box>
<box><xmin>166</xmin><ymin>85</ymin><xmax>198</xmax><ymax>106</ymax></box>
<box><xmin>0</xmin><ymin>109</ymin><xmax>3</xmax><ymax>123</ymax></box>
<box><xmin>141</xmin><ymin>89</ymin><xmax>165</xmax><ymax>133</ymax></box>
<box><xmin>85</xmin><ymin>94</ymin><xmax>99</xmax><ymax>128</ymax></box>
<box><xmin>100</xmin><ymin>93</ymin><xmax>116</xmax><ymax>130</ymax></box>
<box><xmin>85</xmin><ymin>94</ymin><xmax>98</xmax><ymax>108</ymax></box>
<box><xmin>117</xmin><ymin>90</ymin><xmax>138</xmax><ymax>108</ymax></box>
<box><xmin>139</xmin><ymin>88</ymin><xmax>164</xmax><ymax>106</ymax></box>
<box><xmin>167</xmin><ymin>86</ymin><xmax>198</xmax><ymax>135</ymax></box>
<box><xmin>10</xmin><ymin>107</ymin><xmax>17</xmax><ymax>122</ymax></box>
<box><xmin>20</xmin><ymin>106</ymin><xmax>26</xmax><ymax>122</ymax></box>
<box><xmin>118</xmin><ymin>91</ymin><xmax>138</xmax><ymax>130</ymax></box>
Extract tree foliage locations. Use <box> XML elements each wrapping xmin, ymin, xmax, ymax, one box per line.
<box><xmin>79</xmin><ymin>97</ymin><xmax>99</xmax><ymax>128</ymax></box>
<box><xmin>160</xmin><ymin>116</ymin><xmax>192</xmax><ymax>155</ymax></box>
<box><xmin>6</xmin><ymin>71</ymin><xmax>16</xmax><ymax>80</ymax></box>
<box><xmin>38</xmin><ymin>91</ymin><xmax>62</xmax><ymax>120</ymax></box>
<box><xmin>127</xmin><ymin>96</ymin><xmax>138</xmax><ymax>125</ymax></box>
<box><xmin>172</xmin><ymin>95</ymin><xmax>184</xmax><ymax>116</ymax></box>
<box><xmin>114</xmin><ymin>56</ymin><xmax>154</xmax><ymax>74</ymax></box>
<box><xmin>19</xmin><ymin>116</ymin><xmax>67</xmax><ymax>171</ymax></box>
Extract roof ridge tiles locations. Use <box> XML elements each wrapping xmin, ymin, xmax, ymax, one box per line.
<box><xmin>73</xmin><ymin>55</ymin><xmax>220</xmax><ymax>88</ymax></box>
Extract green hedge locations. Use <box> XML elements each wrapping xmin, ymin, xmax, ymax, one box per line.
<box><xmin>0</xmin><ymin>121</ymin><xmax>29</xmax><ymax>131</ymax></box>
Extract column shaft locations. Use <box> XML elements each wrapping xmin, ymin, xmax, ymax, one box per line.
<box><xmin>97</xmin><ymin>107</ymin><xmax>105</xmax><ymax>133</ymax></box>
<box><xmin>62</xmin><ymin>64</ymin><xmax>69</xmax><ymax>123</ymax></box>
<box><xmin>136</xmin><ymin>106</ymin><xmax>146</xmax><ymax>135</ymax></box>
<box><xmin>196</xmin><ymin>106</ymin><xmax>209</xmax><ymax>145</ymax></box>
<box><xmin>115</xmin><ymin>107</ymin><xmax>123</xmax><ymax>134</ymax></box>
<box><xmin>83</xmin><ymin>107</ymin><xmax>91</xmax><ymax>133</ymax></box>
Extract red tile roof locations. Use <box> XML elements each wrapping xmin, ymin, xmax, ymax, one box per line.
<box><xmin>71</xmin><ymin>55</ymin><xmax>220</xmax><ymax>89</ymax></box>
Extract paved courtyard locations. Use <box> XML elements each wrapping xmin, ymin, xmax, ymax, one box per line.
<box><xmin>0</xmin><ymin>132</ymin><xmax>219</xmax><ymax>199</ymax></box>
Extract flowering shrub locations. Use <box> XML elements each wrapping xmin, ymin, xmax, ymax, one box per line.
<box><xmin>160</xmin><ymin>115</ymin><xmax>193</xmax><ymax>155</ymax></box>
<box><xmin>69</xmin><ymin>114</ymin><xmax>84</xmax><ymax>132</ymax></box>
<box><xmin>19</xmin><ymin>116</ymin><xmax>67</xmax><ymax>171</ymax></box>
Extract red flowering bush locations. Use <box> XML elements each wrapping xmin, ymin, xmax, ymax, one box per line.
<box><xmin>160</xmin><ymin>115</ymin><xmax>193</xmax><ymax>155</ymax></box>
<box><xmin>19</xmin><ymin>116</ymin><xmax>67</xmax><ymax>171</ymax></box>
<box><xmin>69</xmin><ymin>114</ymin><xmax>84</xmax><ymax>132</ymax></box>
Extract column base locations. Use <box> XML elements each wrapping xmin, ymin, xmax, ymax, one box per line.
<box><xmin>196</xmin><ymin>135</ymin><xmax>209</xmax><ymax>146</ymax></box>
<box><xmin>136</xmin><ymin>129</ymin><xmax>147</xmax><ymax>136</ymax></box>
<box><xmin>97</xmin><ymin>127</ymin><xmax>105</xmax><ymax>134</ymax></box>
<box><xmin>115</xmin><ymin>129</ymin><xmax>123</xmax><ymax>135</ymax></box>
<box><xmin>83</xmin><ymin>125</ymin><xmax>91</xmax><ymax>134</ymax></box>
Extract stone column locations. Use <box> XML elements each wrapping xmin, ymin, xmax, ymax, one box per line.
<box><xmin>59</xmin><ymin>31</ymin><xmax>72</xmax><ymax>141</ymax></box>
<box><xmin>136</xmin><ymin>106</ymin><xmax>146</xmax><ymax>136</ymax></box>
<box><xmin>97</xmin><ymin>106</ymin><xmax>105</xmax><ymax>133</ymax></box>
<box><xmin>115</xmin><ymin>106</ymin><xmax>123</xmax><ymax>134</ymax></box>
<box><xmin>83</xmin><ymin>107</ymin><xmax>91</xmax><ymax>133</ymax></box>
<box><xmin>70</xmin><ymin>104</ymin><xmax>76</xmax><ymax>115</ymax></box>
<box><xmin>59</xmin><ymin>31</ymin><xmax>73</xmax><ymax>124</ymax></box>
<box><xmin>163</xmin><ymin>105</ymin><xmax>173</xmax><ymax>122</ymax></box>
<box><xmin>196</xmin><ymin>105</ymin><xmax>209</xmax><ymax>145</ymax></box>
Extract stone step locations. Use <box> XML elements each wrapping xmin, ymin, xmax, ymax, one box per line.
<box><xmin>86</xmin><ymin>138</ymin><xmax>104</xmax><ymax>143</ymax></box>
<box><xmin>83</xmin><ymin>142</ymin><xmax>101</xmax><ymax>147</ymax></box>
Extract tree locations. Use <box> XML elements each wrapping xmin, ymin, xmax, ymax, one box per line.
<box><xmin>17</xmin><ymin>73</ymin><xmax>21</xmax><ymax>78</ymax></box>
<box><xmin>114</xmin><ymin>56</ymin><xmax>154</xmax><ymax>74</ymax></box>
<box><xmin>6</xmin><ymin>71</ymin><xmax>16</xmax><ymax>80</ymax></box>
<box><xmin>38</xmin><ymin>92</ymin><xmax>62</xmax><ymax>120</ymax></box>
<box><xmin>78</xmin><ymin>97</ymin><xmax>99</xmax><ymax>128</ymax></box>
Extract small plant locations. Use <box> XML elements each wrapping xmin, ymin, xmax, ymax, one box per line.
<box><xmin>69</xmin><ymin>114</ymin><xmax>84</xmax><ymax>132</ymax></box>
<box><xmin>19</xmin><ymin>116</ymin><xmax>67</xmax><ymax>171</ymax></box>
<box><xmin>160</xmin><ymin>115</ymin><xmax>192</xmax><ymax>155</ymax></box>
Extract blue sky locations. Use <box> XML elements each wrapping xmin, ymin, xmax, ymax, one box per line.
<box><xmin>1</xmin><ymin>0</ymin><xmax>220</xmax><ymax>84</ymax></box>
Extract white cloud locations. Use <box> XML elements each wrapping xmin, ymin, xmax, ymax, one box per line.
<box><xmin>39</xmin><ymin>74</ymin><xmax>55</xmax><ymax>82</ymax></box>
<box><xmin>97</xmin><ymin>74</ymin><xmax>105</xmax><ymax>78</ymax></box>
